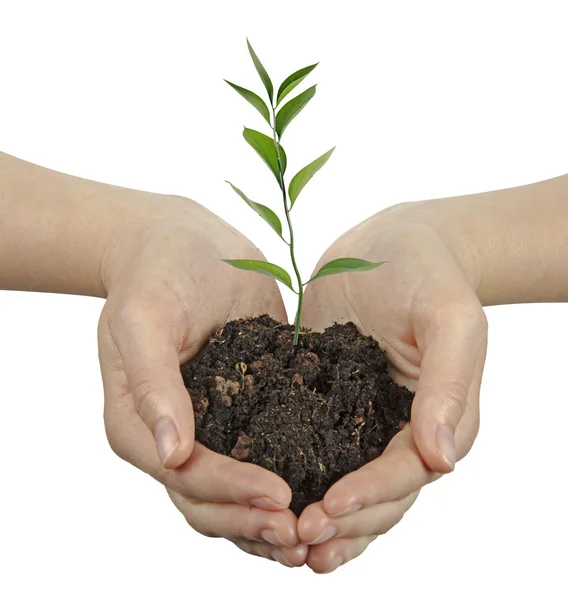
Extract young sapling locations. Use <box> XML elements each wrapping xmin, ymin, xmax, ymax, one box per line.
<box><xmin>223</xmin><ymin>40</ymin><xmax>385</xmax><ymax>344</ymax></box>
<box><xmin>181</xmin><ymin>41</ymin><xmax>414</xmax><ymax>516</ymax></box>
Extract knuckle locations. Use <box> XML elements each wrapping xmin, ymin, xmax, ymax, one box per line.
<box><xmin>440</xmin><ymin>379</ymin><xmax>470</xmax><ymax>412</ymax></box>
<box><xmin>374</xmin><ymin>446</ymin><xmax>429</xmax><ymax>501</ymax></box>
<box><xmin>403</xmin><ymin>464</ymin><xmax>429</xmax><ymax>497</ymax></box>
<box><xmin>130</xmin><ymin>371</ymin><xmax>162</xmax><ymax>418</ymax></box>
<box><xmin>184</xmin><ymin>509</ymin><xmax>219</xmax><ymax>539</ymax></box>
<box><xmin>212</xmin><ymin>459</ymin><xmax>244</xmax><ymax>502</ymax></box>
<box><xmin>110</xmin><ymin>300</ymin><xmax>145</xmax><ymax>339</ymax></box>
<box><xmin>108</xmin><ymin>294</ymin><xmax>184</xmax><ymax>351</ymax></box>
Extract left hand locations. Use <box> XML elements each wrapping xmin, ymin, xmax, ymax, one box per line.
<box><xmin>298</xmin><ymin>207</ymin><xmax>488</xmax><ymax>573</ymax></box>
<box><xmin>98</xmin><ymin>195</ymin><xmax>306</xmax><ymax>567</ymax></box>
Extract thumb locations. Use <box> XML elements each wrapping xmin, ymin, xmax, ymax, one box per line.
<box><xmin>116</xmin><ymin>316</ymin><xmax>195</xmax><ymax>469</ymax></box>
<box><xmin>411</xmin><ymin>309</ymin><xmax>487</xmax><ymax>473</ymax></box>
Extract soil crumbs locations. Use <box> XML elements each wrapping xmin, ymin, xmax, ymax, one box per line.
<box><xmin>181</xmin><ymin>314</ymin><xmax>414</xmax><ymax>516</ymax></box>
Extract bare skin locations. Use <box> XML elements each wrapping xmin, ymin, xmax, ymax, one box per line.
<box><xmin>298</xmin><ymin>175</ymin><xmax>568</xmax><ymax>572</ymax></box>
<box><xmin>0</xmin><ymin>152</ymin><xmax>306</xmax><ymax>567</ymax></box>
<box><xmin>2</xmin><ymin>152</ymin><xmax>567</xmax><ymax>572</ymax></box>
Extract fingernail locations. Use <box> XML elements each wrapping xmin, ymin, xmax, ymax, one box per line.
<box><xmin>436</xmin><ymin>425</ymin><xmax>456</xmax><ymax>470</ymax></box>
<box><xmin>260</xmin><ymin>529</ymin><xmax>287</xmax><ymax>546</ymax></box>
<box><xmin>271</xmin><ymin>549</ymin><xmax>294</xmax><ymax>568</ymax></box>
<box><xmin>327</xmin><ymin>503</ymin><xmax>363</xmax><ymax>518</ymax></box>
<box><xmin>308</xmin><ymin>525</ymin><xmax>337</xmax><ymax>545</ymax></box>
<box><xmin>154</xmin><ymin>417</ymin><xmax>179</xmax><ymax>466</ymax></box>
<box><xmin>323</xmin><ymin>555</ymin><xmax>343</xmax><ymax>574</ymax></box>
<box><xmin>250</xmin><ymin>496</ymin><xmax>288</xmax><ymax>511</ymax></box>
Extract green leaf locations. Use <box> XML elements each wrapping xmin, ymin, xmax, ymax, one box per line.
<box><xmin>275</xmin><ymin>85</ymin><xmax>316</xmax><ymax>138</ymax></box>
<box><xmin>225</xmin><ymin>181</ymin><xmax>282</xmax><ymax>237</ymax></box>
<box><xmin>246</xmin><ymin>39</ymin><xmax>273</xmax><ymax>103</ymax></box>
<box><xmin>309</xmin><ymin>258</ymin><xmax>386</xmax><ymax>283</ymax></box>
<box><xmin>289</xmin><ymin>147</ymin><xmax>335</xmax><ymax>207</ymax></box>
<box><xmin>222</xmin><ymin>259</ymin><xmax>295</xmax><ymax>291</ymax></box>
<box><xmin>224</xmin><ymin>80</ymin><xmax>271</xmax><ymax>124</ymax></box>
<box><xmin>243</xmin><ymin>127</ymin><xmax>287</xmax><ymax>186</ymax></box>
<box><xmin>276</xmin><ymin>63</ymin><xmax>318</xmax><ymax>106</ymax></box>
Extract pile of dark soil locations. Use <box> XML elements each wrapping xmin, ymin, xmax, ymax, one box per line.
<box><xmin>181</xmin><ymin>315</ymin><xmax>414</xmax><ymax>516</ymax></box>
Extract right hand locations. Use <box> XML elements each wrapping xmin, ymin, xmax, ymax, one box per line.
<box><xmin>298</xmin><ymin>206</ymin><xmax>488</xmax><ymax>572</ymax></box>
<box><xmin>97</xmin><ymin>194</ymin><xmax>307</xmax><ymax>567</ymax></box>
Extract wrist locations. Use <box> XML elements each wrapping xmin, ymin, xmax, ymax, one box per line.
<box><xmin>397</xmin><ymin>200</ymin><xmax>483</xmax><ymax>291</ymax></box>
<box><xmin>351</xmin><ymin>200</ymin><xmax>484</xmax><ymax>294</ymax></box>
<box><xmin>100</xmin><ymin>193</ymin><xmax>261</xmax><ymax>297</ymax></box>
<box><xmin>99</xmin><ymin>192</ymin><xmax>190</xmax><ymax>296</ymax></box>
<box><xmin>363</xmin><ymin>174</ymin><xmax>568</xmax><ymax>306</ymax></box>
<box><xmin>0</xmin><ymin>153</ymin><xmax>263</xmax><ymax>300</ymax></box>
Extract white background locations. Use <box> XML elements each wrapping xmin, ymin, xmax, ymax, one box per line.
<box><xmin>1</xmin><ymin>1</ymin><xmax>567</xmax><ymax>598</ymax></box>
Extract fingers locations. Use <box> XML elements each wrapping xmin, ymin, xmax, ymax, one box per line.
<box><xmin>104</xmin><ymin>305</ymin><xmax>195</xmax><ymax>469</ymax></box>
<box><xmin>100</xmin><ymin>271</ymin><xmax>288</xmax><ymax>472</ymax></box>
<box><xmin>319</xmin><ymin>346</ymin><xmax>483</xmax><ymax>519</ymax></box>
<box><xmin>321</xmin><ymin>428</ymin><xmax>434</xmax><ymax>517</ymax></box>
<box><xmin>411</xmin><ymin>302</ymin><xmax>488</xmax><ymax>473</ymax></box>
<box><xmin>101</xmin><ymin>371</ymin><xmax>292</xmax><ymax>507</ymax></box>
<box><xmin>234</xmin><ymin>540</ymin><xmax>309</xmax><ymax>568</ymax></box>
<box><xmin>306</xmin><ymin>536</ymin><xmax>377</xmax><ymax>574</ymax></box>
<box><xmin>299</xmin><ymin>493</ymin><xmax>418</xmax><ymax>545</ymax></box>
<box><xmin>173</xmin><ymin>443</ymin><xmax>293</xmax><ymax>507</ymax></box>
<box><xmin>170</xmin><ymin>469</ymin><xmax>304</xmax><ymax>569</ymax></box>
<box><xmin>167</xmin><ymin>488</ymin><xmax>299</xmax><ymax>546</ymax></box>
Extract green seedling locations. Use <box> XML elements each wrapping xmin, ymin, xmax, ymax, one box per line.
<box><xmin>223</xmin><ymin>39</ymin><xmax>385</xmax><ymax>344</ymax></box>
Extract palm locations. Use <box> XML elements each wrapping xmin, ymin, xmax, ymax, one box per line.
<box><xmin>99</xmin><ymin>214</ymin><xmax>312</xmax><ymax>567</ymax></box>
<box><xmin>303</xmin><ymin>223</ymin><xmax>464</xmax><ymax>388</ymax></box>
<box><xmin>298</xmin><ymin>222</ymin><xmax>487</xmax><ymax>572</ymax></box>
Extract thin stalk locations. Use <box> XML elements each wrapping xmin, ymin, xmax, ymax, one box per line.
<box><xmin>270</xmin><ymin>105</ymin><xmax>303</xmax><ymax>344</ymax></box>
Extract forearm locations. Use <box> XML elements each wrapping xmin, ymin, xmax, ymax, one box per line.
<box><xmin>380</xmin><ymin>174</ymin><xmax>568</xmax><ymax>306</ymax></box>
<box><xmin>0</xmin><ymin>153</ymin><xmax>190</xmax><ymax>297</ymax></box>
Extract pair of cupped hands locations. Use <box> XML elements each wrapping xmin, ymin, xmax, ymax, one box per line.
<box><xmin>97</xmin><ymin>193</ymin><xmax>487</xmax><ymax>574</ymax></box>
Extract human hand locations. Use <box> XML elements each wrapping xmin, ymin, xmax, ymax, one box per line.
<box><xmin>298</xmin><ymin>207</ymin><xmax>488</xmax><ymax>572</ymax></box>
<box><xmin>97</xmin><ymin>195</ymin><xmax>307</xmax><ymax>567</ymax></box>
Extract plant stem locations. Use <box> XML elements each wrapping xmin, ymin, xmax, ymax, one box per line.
<box><xmin>271</xmin><ymin>106</ymin><xmax>303</xmax><ymax>345</ymax></box>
